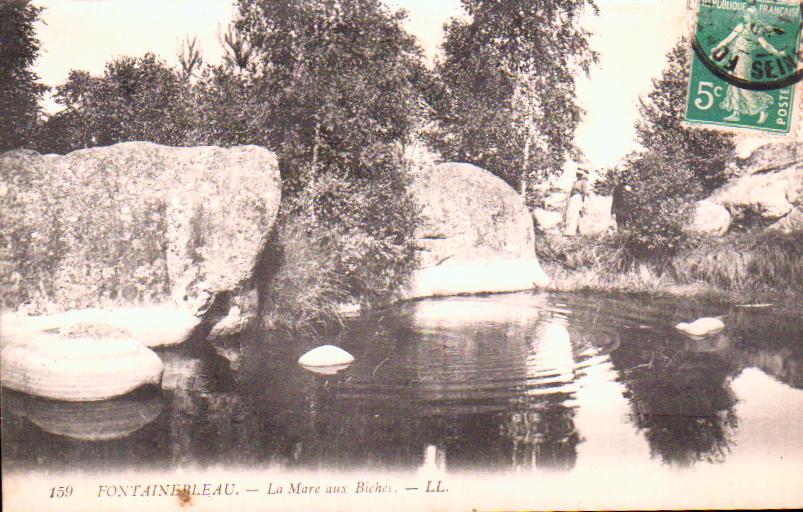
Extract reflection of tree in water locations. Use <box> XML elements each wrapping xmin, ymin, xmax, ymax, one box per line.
<box><xmin>614</xmin><ymin>336</ymin><xmax>738</xmax><ymax>466</ymax></box>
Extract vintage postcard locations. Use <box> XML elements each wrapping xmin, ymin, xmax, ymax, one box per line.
<box><xmin>1</xmin><ymin>0</ymin><xmax>802</xmax><ymax>511</ymax></box>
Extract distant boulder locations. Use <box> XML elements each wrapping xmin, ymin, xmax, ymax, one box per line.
<box><xmin>406</xmin><ymin>162</ymin><xmax>549</xmax><ymax>299</ymax></box>
<box><xmin>766</xmin><ymin>209</ymin><xmax>803</xmax><ymax>234</ymax></box>
<box><xmin>1</xmin><ymin>142</ymin><xmax>281</xmax><ymax>345</ymax></box>
<box><xmin>578</xmin><ymin>195</ymin><xmax>615</xmax><ymax>236</ymax></box>
<box><xmin>685</xmin><ymin>200</ymin><xmax>732</xmax><ymax>236</ymax></box>
<box><xmin>532</xmin><ymin>208</ymin><xmax>563</xmax><ymax>232</ymax></box>
<box><xmin>737</xmin><ymin>141</ymin><xmax>800</xmax><ymax>175</ymax></box>
<box><xmin>711</xmin><ymin>142</ymin><xmax>801</xmax><ymax>227</ymax></box>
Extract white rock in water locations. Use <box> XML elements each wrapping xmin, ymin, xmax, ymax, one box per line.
<box><xmin>675</xmin><ymin>317</ymin><xmax>725</xmax><ymax>338</ymax></box>
<box><xmin>298</xmin><ymin>345</ymin><xmax>354</xmax><ymax>367</ymax></box>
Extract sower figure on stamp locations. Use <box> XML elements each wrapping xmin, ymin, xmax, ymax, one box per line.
<box><xmin>563</xmin><ymin>168</ymin><xmax>590</xmax><ymax>236</ymax></box>
<box><xmin>711</xmin><ymin>1</ymin><xmax>786</xmax><ymax>124</ymax></box>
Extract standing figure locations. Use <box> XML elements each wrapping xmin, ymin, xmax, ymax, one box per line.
<box><xmin>711</xmin><ymin>4</ymin><xmax>786</xmax><ymax>124</ymax></box>
<box><xmin>563</xmin><ymin>169</ymin><xmax>590</xmax><ymax>236</ymax></box>
<box><xmin>611</xmin><ymin>182</ymin><xmax>632</xmax><ymax>231</ymax></box>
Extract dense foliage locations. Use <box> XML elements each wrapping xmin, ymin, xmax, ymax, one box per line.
<box><xmin>229</xmin><ymin>0</ymin><xmax>425</xmax><ymax>319</ymax></box>
<box><xmin>0</xmin><ymin>0</ymin><xmax>48</xmax><ymax>151</ymax></box>
<box><xmin>635</xmin><ymin>39</ymin><xmax>736</xmax><ymax>195</ymax></box>
<box><xmin>614</xmin><ymin>152</ymin><xmax>694</xmax><ymax>260</ymax></box>
<box><xmin>37</xmin><ymin>54</ymin><xmax>196</xmax><ymax>153</ymax></box>
<box><xmin>234</xmin><ymin>0</ymin><xmax>429</xmax><ymax>186</ymax></box>
<box><xmin>428</xmin><ymin>0</ymin><xmax>598</xmax><ymax>202</ymax></box>
<box><xmin>608</xmin><ymin>39</ymin><xmax>736</xmax><ymax>260</ymax></box>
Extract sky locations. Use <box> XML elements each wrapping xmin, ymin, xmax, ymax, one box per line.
<box><xmin>33</xmin><ymin>0</ymin><xmax>696</xmax><ymax>169</ymax></box>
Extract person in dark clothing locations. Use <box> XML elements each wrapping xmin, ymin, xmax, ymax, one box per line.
<box><xmin>611</xmin><ymin>181</ymin><xmax>632</xmax><ymax>230</ymax></box>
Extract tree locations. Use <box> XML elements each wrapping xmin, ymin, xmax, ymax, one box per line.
<box><xmin>0</xmin><ymin>0</ymin><xmax>48</xmax><ymax>151</ymax></box>
<box><xmin>607</xmin><ymin>39</ymin><xmax>739</xmax><ymax>261</ymax></box>
<box><xmin>40</xmin><ymin>53</ymin><xmax>196</xmax><ymax>152</ymax></box>
<box><xmin>234</xmin><ymin>0</ymin><xmax>430</xmax><ymax>185</ymax></box>
<box><xmin>428</xmin><ymin>0</ymin><xmax>598</xmax><ymax>202</ymax></box>
<box><xmin>229</xmin><ymin>0</ymin><xmax>428</xmax><ymax>311</ymax></box>
<box><xmin>178</xmin><ymin>36</ymin><xmax>204</xmax><ymax>82</ymax></box>
<box><xmin>636</xmin><ymin>38</ymin><xmax>736</xmax><ymax>195</ymax></box>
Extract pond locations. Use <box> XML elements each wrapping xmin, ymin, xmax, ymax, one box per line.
<box><xmin>2</xmin><ymin>291</ymin><xmax>802</xmax><ymax>508</ymax></box>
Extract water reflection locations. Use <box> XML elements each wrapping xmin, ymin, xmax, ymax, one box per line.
<box><xmin>4</xmin><ymin>388</ymin><xmax>163</xmax><ymax>442</ymax></box>
<box><xmin>2</xmin><ymin>292</ymin><xmax>802</xmax><ymax>477</ymax></box>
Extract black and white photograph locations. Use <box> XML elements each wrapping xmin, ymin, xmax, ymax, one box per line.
<box><xmin>1</xmin><ymin>0</ymin><xmax>801</xmax><ymax>510</ymax></box>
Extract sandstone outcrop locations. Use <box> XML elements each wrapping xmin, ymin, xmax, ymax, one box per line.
<box><xmin>711</xmin><ymin>142</ymin><xmax>801</xmax><ymax>228</ymax></box>
<box><xmin>532</xmin><ymin>208</ymin><xmax>563</xmax><ymax>232</ymax></box>
<box><xmin>1</xmin><ymin>142</ymin><xmax>281</xmax><ymax>347</ymax></box>
<box><xmin>685</xmin><ymin>200</ymin><xmax>732</xmax><ymax>236</ymax></box>
<box><xmin>578</xmin><ymin>195</ymin><xmax>615</xmax><ymax>236</ymax></box>
<box><xmin>405</xmin><ymin>163</ymin><xmax>549</xmax><ymax>298</ymax></box>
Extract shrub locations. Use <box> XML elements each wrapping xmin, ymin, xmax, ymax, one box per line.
<box><xmin>263</xmin><ymin>163</ymin><xmax>420</xmax><ymax>331</ymax></box>
<box><xmin>614</xmin><ymin>152</ymin><xmax>694</xmax><ymax>261</ymax></box>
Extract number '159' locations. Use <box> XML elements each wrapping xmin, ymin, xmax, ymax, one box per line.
<box><xmin>50</xmin><ymin>486</ymin><xmax>73</xmax><ymax>498</ymax></box>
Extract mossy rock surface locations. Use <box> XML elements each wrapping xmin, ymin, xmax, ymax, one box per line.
<box><xmin>0</xmin><ymin>142</ymin><xmax>281</xmax><ymax>317</ymax></box>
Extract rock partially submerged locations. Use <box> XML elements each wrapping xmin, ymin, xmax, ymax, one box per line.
<box><xmin>1</xmin><ymin>324</ymin><xmax>164</xmax><ymax>401</ymax></box>
<box><xmin>675</xmin><ymin>317</ymin><xmax>725</xmax><ymax>338</ymax></box>
<box><xmin>408</xmin><ymin>257</ymin><xmax>550</xmax><ymax>299</ymax></box>
<box><xmin>298</xmin><ymin>345</ymin><xmax>355</xmax><ymax>368</ymax></box>
<box><xmin>406</xmin><ymin>162</ymin><xmax>549</xmax><ymax>299</ymax></box>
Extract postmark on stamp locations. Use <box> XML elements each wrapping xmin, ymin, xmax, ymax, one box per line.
<box><xmin>685</xmin><ymin>0</ymin><xmax>802</xmax><ymax>134</ymax></box>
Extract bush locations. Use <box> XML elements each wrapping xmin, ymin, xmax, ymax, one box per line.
<box><xmin>614</xmin><ymin>152</ymin><xmax>694</xmax><ymax>261</ymax></box>
<box><xmin>263</xmin><ymin>163</ymin><xmax>420</xmax><ymax>331</ymax></box>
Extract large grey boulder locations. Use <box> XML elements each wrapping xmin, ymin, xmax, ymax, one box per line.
<box><xmin>1</xmin><ymin>142</ymin><xmax>281</xmax><ymax>346</ymax></box>
<box><xmin>685</xmin><ymin>200</ymin><xmax>732</xmax><ymax>236</ymax></box>
<box><xmin>711</xmin><ymin>142</ymin><xmax>801</xmax><ymax>226</ymax></box>
<box><xmin>405</xmin><ymin>162</ymin><xmax>549</xmax><ymax>299</ymax></box>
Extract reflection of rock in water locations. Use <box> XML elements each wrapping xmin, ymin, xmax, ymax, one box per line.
<box><xmin>729</xmin><ymin>344</ymin><xmax>802</xmax><ymax>390</ymax></box>
<box><xmin>500</xmin><ymin>405</ymin><xmax>579</xmax><ymax>470</ymax></box>
<box><xmin>4</xmin><ymin>388</ymin><xmax>163</xmax><ymax>441</ymax></box>
<box><xmin>497</xmin><ymin>321</ymin><xmax>580</xmax><ymax>470</ymax></box>
<box><xmin>724</xmin><ymin>306</ymin><xmax>803</xmax><ymax>389</ymax></box>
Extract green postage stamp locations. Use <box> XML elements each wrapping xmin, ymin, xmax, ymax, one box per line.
<box><xmin>685</xmin><ymin>0</ymin><xmax>802</xmax><ymax>134</ymax></box>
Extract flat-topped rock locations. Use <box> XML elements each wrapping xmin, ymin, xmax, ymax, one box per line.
<box><xmin>1</xmin><ymin>326</ymin><xmax>164</xmax><ymax>401</ymax></box>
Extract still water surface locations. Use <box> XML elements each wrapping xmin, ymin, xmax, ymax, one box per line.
<box><xmin>3</xmin><ymin>292</ymin><xmax>802</xmax><ymax>477</ymax></box>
